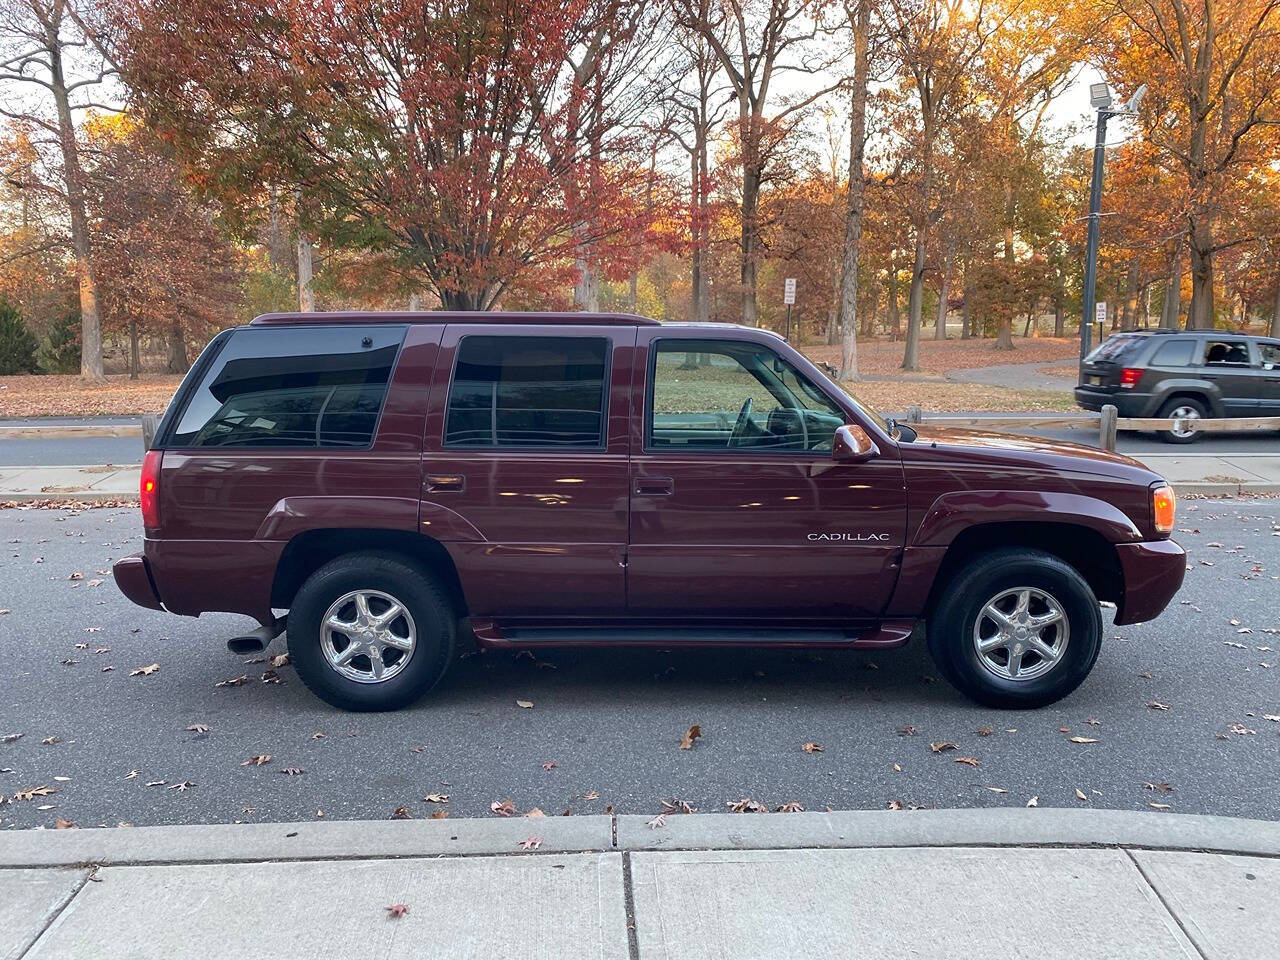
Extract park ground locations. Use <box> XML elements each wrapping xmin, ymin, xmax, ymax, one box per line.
<box><xmin>0</xmin><ymin>335</ymin><xmax>1083</xmax><ymax>418</ymax></box>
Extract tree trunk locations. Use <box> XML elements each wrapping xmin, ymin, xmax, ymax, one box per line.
<box><xmin>960</xmin><ymin>259</ymin><xmax>972</xmax><ymax>339</ymax></box>
<box><xmin>1121</xmin><ymin>257</ymin><xmax>1139</xmax><ymax>331</ymax></box>
<box><xmin>1053</xmin><ymin>262</ymin><xmax>1065</xmax><ymax>337</ymax></box>
<box><xmin>902</xmin><ymin>235</ymin><xmax>926</xmax><ymax>370</ymax></box>
<box><xmin>573</xmin><ymin>228</ymin><xmax>600</xmax><ymax>312</ymax></box>
<box><xmin>129</xmin><ymin>319</ymin><xmax>139</xmax><ymax>379</ymax></box>
<box><xmin>886</xmin><ymin>257</ymin><xmax>901</xmax><ymax>339</ymax></box>
<box><xmin>690</xmin><ymin>148</ymin><xmax>703</xmax><ymax>324</ymax></box>
<box><xmin>268</xmin><ymin>187</ymin><xmax>284</xmax><ymax>269</ymax></box>
<box><xmin>1187</xmin><ymin>221</ymin><xmax>1214</xmax><ymax>329</ymax></box>
<box><xmin>934</xmin><ymin>237</ymin><xmax>954</xmax><ymax>341</ymax></box>
<box><xmin>836</xmin><ymin>1</ymin><xmax>870</xmax><ymax>381</ymax></box>
<box><xmin>166</xmin><ymin>317</ymin><xmax>188</xmax><ymax>373</ymax></box>
<box><xmin>47</xmin><ymin>20</ymin><xmax>104</xmax><ymax>383</ymax></box>
<box><xmin>1160</xmin><ymin>243</ymin><xmax>1182</xmax><ymax>329</ymax></box>
<box><xmin>1271</xmin><ymin>265</ymin><xmax>1280</xmax><ymax>338</ymax></box>
<box><xmin>297</xmin><ymin>230</ymin><xmax>315</xmax><ymax>311</ymax></box>
<box><xmin>739</xmin><ymin>159</ymin><xmax>761</xmax><ymax>326</ymax></box>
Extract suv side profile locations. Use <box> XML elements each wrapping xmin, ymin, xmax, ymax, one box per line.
<box><xmin>115</xmin><ymin>312</ymin><xmax>1185</xmax><ymax>711</ymax></box>
<box><xmin>1074</xmin><ymin>329</ymin><xmax>1280</xmax><ymax>442</ymax></box>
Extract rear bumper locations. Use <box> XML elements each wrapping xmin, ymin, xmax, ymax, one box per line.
<box><xmin>1073</xmin><ymin>387</ymin><xmax>1153</xmax><ymax>417</ymax></box>
<box><xmin>1114</xmin><ymin>539</ymin><xmax>1186</xmax><ymax>625</ymax></box>
<box><xmin>112</xmin><ymin>554</ymin><xmax>164</xmax><ymax>611</ymax></box>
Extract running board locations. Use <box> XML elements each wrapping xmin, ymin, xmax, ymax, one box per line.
<box><xmin>469</xmin><ymin>620</ymin><xmax>914</xmax><ymax>650</ymax></box>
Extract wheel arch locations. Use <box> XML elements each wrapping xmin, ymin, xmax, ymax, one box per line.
<box><xmin>1156</xmin><ymin>388</ymin><xmax>1219</xmax><ymax>418</ymax></box>
<box><xmin>271</xmin><ymin>528</ymin><xmax>468</xmax><ymax>615</ymax></box>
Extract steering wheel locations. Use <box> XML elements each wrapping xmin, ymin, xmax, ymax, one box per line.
<box><xmin>728</xmin><ymin>397</ymin><xmax>754</xmax><ymax>447</ymax></box>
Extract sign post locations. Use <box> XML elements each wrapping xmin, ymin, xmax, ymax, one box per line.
<box><xmin>783</xmin><ymin>278</ymin><xmax>796</xmax><ymax>340</ymax></box>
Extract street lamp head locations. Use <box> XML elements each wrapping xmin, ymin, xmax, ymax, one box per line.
<box><xmin>1089</xmin><ymin>82</ymin><xmax>1112</xmax><ymax>110</ymax></box>
<box><xmin>1123</xmin><ymin>83</ymin><xmax>1148</xmax><ymax>114</ymax></box>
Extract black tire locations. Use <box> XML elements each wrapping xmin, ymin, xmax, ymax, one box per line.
<box><xmin>287</xmin><ymin>552</ymin><xmax>456</xmax><ymax>711</ymax></box>
<box><xmin>927</xmin><ymin>548</ymin><xmax>1102</xmax><ymax>709</ymax></box>
<box><xmin>1156</xmin><ymin>397</ymin><xmax>1207</xmax><ymax>444</ymax></box>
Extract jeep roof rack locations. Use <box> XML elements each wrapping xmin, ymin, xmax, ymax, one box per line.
<box><xmin>250</xmin><ymin>310</ymin><xmax>662</xmax><ymax>327</ymax></box>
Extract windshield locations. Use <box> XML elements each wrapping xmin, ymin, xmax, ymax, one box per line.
<box><xmin>822</xmin><ymin>376</ymin><xmax>891</xmax><ymax>434</ymax></box>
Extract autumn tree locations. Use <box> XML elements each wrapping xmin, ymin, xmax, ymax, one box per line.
<box><xmin>0</xmin><ymin>0</ymin><xmax>118</xmax><ymax>381</ymax></box>
<box><xmin>1106</xmin><ymin>0</ymin><xmax>1280</xmax><ymax>328</ymax></box>
<box><xmin>115</xmin><ymin>0</ymin><xmax>659</xmax><ymax>311</ymax></box>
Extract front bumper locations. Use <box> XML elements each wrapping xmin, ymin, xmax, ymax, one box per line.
<box><xmin>1114</xmin><ymin>539</ymin><xmax>1186</xmax><ymax>625</ymax></box>
<box><xmin>112</xmin><ymin>554</ymin><xmax>164</xmax><ymax>611</ymax></box>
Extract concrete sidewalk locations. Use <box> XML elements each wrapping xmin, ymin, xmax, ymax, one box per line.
<box><xmin>3</xmin><ymin>454</ymin><xmax>1279</xmax><ymax>502</ymax></box>
<box><xmin>3</xmin><ymin>809</ymin><xmax>1277</xmax><ymax>959</ymax></box>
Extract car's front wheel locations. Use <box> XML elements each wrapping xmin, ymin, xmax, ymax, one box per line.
<box><xmin>287</xmin><ymin>552</ymin><xmax>456</xmax><ymax>711</ymax></box>
<box><xmin>927</xmin><ymin>548</ymin><xmax>1102</xmax><ymax>709</ymax></box>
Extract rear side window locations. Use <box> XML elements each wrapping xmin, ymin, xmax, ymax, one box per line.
<box><xmin>165</xmin><ymin>325</ymin><xmax>404</xmax><ymax>448</ymax></box>
<box><xmin>444</xmin><ymin>335</ymin><xmax>609</xmax><ymax>448</ymax></box>
<box><xmin>1150</xmin><ymin>339</ymin><xmax>1194</xmax><ymax>367</ymax></box>
<box><xmin>1204</xmin><ymin>340</ymin><xmax>1251</xmax><ymax>366</ymax></box>
<box><xmin>1085</xmin><ymin>335</ymin><xmax>1140</xmax><ymax>362</ymax></box>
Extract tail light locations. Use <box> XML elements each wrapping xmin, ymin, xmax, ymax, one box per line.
<box><xmin>1119</xmin><ymin>367</ymin><xmax>1143</xmax><ymax>389</ymax></box>
<box><xmin>140</xmin><ymin>449</ymin><xmax>162</xmax><ymax>528</ymax></box>
<box><xmin>1152</xmin><ymin>483</ymin><xmax>1176</xmax><ymax>534</ymax></box>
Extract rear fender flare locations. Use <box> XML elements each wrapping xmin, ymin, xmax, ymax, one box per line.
<box><xmin>255</xmin><ymin>496</ymin><xmax>484</xmax><ymax>543</ymax></box>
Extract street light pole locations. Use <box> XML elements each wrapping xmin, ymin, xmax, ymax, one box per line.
<box><xmin>1080</xmin><ymin>108</ymin><xmax>1110</xmax><ymax>362</ymax></box>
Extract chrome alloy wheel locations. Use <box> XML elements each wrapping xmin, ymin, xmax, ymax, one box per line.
<box><xmin>972</xmin><ymin>586</ymin><xmax>1070</xmax><ymax>682</ymax></box>
<box><xmin>1168</xmin><ymin>404</ymin><xmax>1202</xmax><ymax>439</ymax></box>
<box><xmin>320</xmin><ymin>589</ymin><xmax>417</xmax><ymax>684</ymax></box>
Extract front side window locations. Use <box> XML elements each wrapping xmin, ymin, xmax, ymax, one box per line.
<box><xmin>648</xmin><ymin>339</ymin><xmax>846</xmax><ymax>452</ymax></box>
<box><xmin>1258</xmin><ymin>342</ymin><xmax>1280</xmax><ymax>367</ymax></box>
<box><xmin>444</xmin><ymin>335</ymin><xmax>609</xmax><ymax>448</ymax></box>
<box><xmin>167</xmin><ymin>325</ymin><xmax>404</xmax><ymax>447</ymax></box>
<box><xmin>1204</xmin><ymin>340</ymin><xmax>1251</xmax><ymax>366</ymax></box>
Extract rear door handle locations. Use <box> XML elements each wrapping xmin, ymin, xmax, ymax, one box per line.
<box><xmin>424</xmin><ymin>474</ymin><xmax>465</xmax><ymax>493</ymax></box>
<box><xmin>635</xmin><ymin>477</ymin><xmax>674</xmax><ymax>496</ymax></box>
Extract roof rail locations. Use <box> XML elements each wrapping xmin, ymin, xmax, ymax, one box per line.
<box><xmin>249</xmin><ymin>310</ymin><xmax>661</xmax><ymax>327</ymax></box>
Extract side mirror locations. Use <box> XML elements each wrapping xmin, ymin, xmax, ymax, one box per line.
<box><xmin>832</xmin><ymin>424</ymin><xmax>878</xmax><ymax>463</ymax></box>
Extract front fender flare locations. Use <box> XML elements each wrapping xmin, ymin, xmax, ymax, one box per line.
<box><xmin>912</xmin><ymin>490</ymin><xmax>1141</xmax><ymax>547</ymax></box>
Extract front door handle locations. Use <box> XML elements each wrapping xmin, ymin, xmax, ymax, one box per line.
<box><xmin>635</xmin><ymin>477</ymin><xmax>674</xmax><ymax>496</ymax></box>
<box><xmin>424</xmin><ymin>474</ymin><xmax>465</xmax><ymax>493</ymax></box>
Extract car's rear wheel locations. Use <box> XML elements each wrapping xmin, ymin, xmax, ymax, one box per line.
<box><xmin>1156</xmin><ymin>397</ymin><xmax>1206</xmax><ymax>444</ymax></box>
<box><xmin>287</xmin><ymin>552</ymin><xmax>456</xmax><ymax>711</ymax></box>
<box><xmin>927</xmin><ymin>548</ymin><xmax>1102</xmax><ymax>709</ymax></box>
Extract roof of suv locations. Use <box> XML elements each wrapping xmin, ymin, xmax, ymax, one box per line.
<box><xmin>250</xmin><ymin>310</ymin><xmax>663</xmax><ymax>327</ymax></box>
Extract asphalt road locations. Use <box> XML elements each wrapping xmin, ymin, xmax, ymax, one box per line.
<box><xmin>1</xmin><ymin>503</ymin><xmax>1278</xmax><ymax>830</ymax></box>
<box><xmin>2</xmin><ymin>418</ymin><xmax>1276</xmax><ymax>467</ymax></box>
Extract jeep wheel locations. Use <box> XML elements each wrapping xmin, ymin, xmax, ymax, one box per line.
<box><xmin>287</xmin><ymin>552</ymin><xmax>456</xmax><ymax>711</ymax></box>
<box><xmin>1156</xmin><ymin>398</ymin><xmax>1206</xmax><ymax>444</ymax></box>
<box><xmin>927</xmin><ymin>548</ymin><xmax>1102</xmax><ymax>709</ymax></box>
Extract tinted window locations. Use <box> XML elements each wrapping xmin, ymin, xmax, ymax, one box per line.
<box><xmin>648</xmin><ymin>339</ymin><xmax>846</xmax><ymax>452</ymax></box>
<box><xmin>1260</xmin><ymin>342</ymin><xmax>1280</xmax><ymax>366</ymax></box>
<box><xmin>167</xmin><ymin>326</ymin><xmax>404</xmax><ymax>447</ymax></box>
<box><xmin>1204</xmin><ymin>340</ymin><xmax>1251</xmax><ymax>366</ymax></box>
<box><xmin>1085</xmin><ymin>334</ymin><xmax>1141</xmax><ymax>362</ymax></box>
<box><xmin>1150</xmin><ymin>339</ymin><xmax>1194</xmax><ymax>367</ymax></box>
<box><xmin>444</xmin><ymin>336</ymin><xmax>608</xmax><ymax>448</ymax></box>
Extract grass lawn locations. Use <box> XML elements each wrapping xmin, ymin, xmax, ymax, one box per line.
<box><xmin>0</xmin><ymin>334</ymin><xmax>1081</xmax><ymax>418</ymax></box>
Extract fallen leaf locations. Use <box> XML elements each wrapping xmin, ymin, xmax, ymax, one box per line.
<box><xmin>68</xmin><ymin>571</ymin><xmax>83</xmax><ymax>580</ymax></box>
<box><xmin>87</xmin><ymin>578</ymin><xmax>103</xmax><ymax>587</ymax></box>
<box><xmin>269</xmin><ymin>653</ymin><xmax>290</xmax><ymax>668</ymax></box>
<box><xmin>801</xmin><ymin>742</ymin><xmax>823</xmax><ymax>753</ymax></box>
<box><xmin>1086</xmin><ymin>718</ymin><xmax>1102</xmax><ymax>726</ymax></box>
<box><xmin>1075</xmin><ymin>788</ymin><xmax>1088</xmax><ymax>802</ymax></box>
<box><xmin>660</xmin><ymin>798</ymin><xmax>696</xmax><ymax>814</ymax></box>
<box><xmin>391</xmin><ymin>806</ymin><xmax>412</xmax><ymax>819</ymax></box>
<box><xmin>490</xmin><ymin>799</ymin><xmax>518</xmax><ymax>817</ymax></box>
<box><xmin>41</xmin><ymin>736</ymin><xmax>59</xmax><ymax>745</ymax></box>
<box><xmin>515</xmin><ymin>699</ymin><xmax>534</xmax><ymax>709</ymax></box>
<box><xmin>123</xmin><ymin>770</ymin><xmax>138</xmax><ymax>780</ymax></box>
<box><xmin>727</xmin><ymin>798</ymin><xmax>768</xmax><ymax>813</ymax></box>
<box><xmin>186</xmin><ymin>724</ymin><xmax>210</xmax><ymax>734</ymax></box>
<box><xmin>74</xmin><ymin>642</ymin><xmax>88</xmax><ymax>650</ymax></box>
<box><xmin>1148</xmin><ymin>802</ymin><xmax>1172</xmax><ymax>810</ymax></box>
<box><xmin>55</xmin><ymin>818</ymin><xmax>75</xmax><ymax>829</ymax></box>
<box><xmin>429</xmin><ymin>809</ymin><xmax>448</xmax><ymax>819</ymax></box>
<box><xmin>215</xmin><ymin>675</ymin><xmax>248</xmax><ymax>688</ymax></box>
<box><xmin>385</xmin><ymin>904</ymin><xmax>410</xmax><ymax>919</ymax></box>
<box><xmin>898</xmin><ymin>725</ymin><xmax>917</xmax><ymax>737</ymax></box>
<box><xmin>261</xmin><ymin>669</ymin><xmax>282</xmax><ymax>684</ymax></box>
<box><xmin>679</xmin><ymin>724</ymin><xmax>702</xmax><ymax>750</ymax></box>
<box><xmin>887</xmin><ymin>800</ymin><xmax>902</xmax><ymax>810</ymax></box>
<box><xmin>241</xmin><ymin>755</ymin><xmax>271</xmax><ymax>766</ymax></box>
<box><xmin>647</xmin><ymin>814</ymin><xmax>667</xmax><ymax>829</ymax></box>
<box><xmin>984</xmin><ymin>786</ymin><xmax>1008</xmax><ymax>794</ymax></box>
<box><xmin>312</xmin><ymin>732</ymin><xmax>326</xmax><ymax>740</ymax></box>
<box><xmin>423</xmin><ymin>793</ymin><xmax>449</xmax><ymax>804</ymax></box>
<box><xmin>168</xmin><ymin>781</ymin><xmax>194</xmax><ymax>792</ymax></box>
<box><xmin>13</xmin><ymin>785</ymin><xmax>56</xmax><ymax>801</ymax></box>
<box><xmin>518</xmin><ymin>835</ymin><xmax>543</xmax><ymax>850</ymax></box>
<box><xmin>130</xmin><ymin>663</ymin><xmax>160</xmax><ymax>677</ymax></box>
<box><xmin>1146</xmin><ymin>701</ymin><xmax>1171</xmax><ymax>711</ymax></box>
<box><xmin>542</xmin><ymin>761</ymin><xmax>558</xmax><ymax>771</ymax></box>
<box><xmin>1026</xmin><ymin>796</ymin><xmax>1039</xmax><ymax>807</ymax></box>
<box><xmin>1068</xmin><ymin>737</ymin><xmax>1099</xmax><ymax>744</ymax></box>
<box><xmin>280</xmin><ymin>767</ymin><xmax>305</xmax><ymax>776</ymax></box>
<box><xmin>776</xmin><ymin>801</ymin><xmax>805</xmax><ymax>813</ymax></box>
<box><xmin>955</xmin><ymin>756</ymin><xmax>981</xmax><ymax>766</ymax></box>
<box><xmin>976</xmin><ymin>726</ymin><xmax>994</xmax><ymax>737</ymax></box>
<box><xmin>146</xmin><ymin>780</ymin><xmax>167</xmax><ymax>787</ymax></box>
<box><xmin>929</xmin><ymin>741</ymin><xmax>957</xmax><ymax>753</ymax></box>
<box><xmin>1143</xmin><ymin>782</ymin><xmax>1174</xmax><ymax>793</ymax></box>
<box><xmin>0</xmin><ymin>733</ymin><xmax>21</xmax><ymax>743</ymax></box>
<box><xmin>524</xmin><ymin>807</ymin><xmax>546</xmax><ymax>818</ymax></box>
<box><xmin>582</xmin><ymin>790</ymin><xmax>599</xmax><ymax>801</ymax></box>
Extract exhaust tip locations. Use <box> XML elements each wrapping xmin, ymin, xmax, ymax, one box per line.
<box><xmin>227</xmin><ymin>636</ymin><xmax>266</xmax><ymax>655</ymax></box>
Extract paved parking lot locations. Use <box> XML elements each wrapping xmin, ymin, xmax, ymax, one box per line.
<box><xmin>1</xmin><ymin>501</ymin><xmax>1277</xmax><ymax>828</ymax></box>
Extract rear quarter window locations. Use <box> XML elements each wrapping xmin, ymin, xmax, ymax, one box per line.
<box><xmin>163</xmin><ymin>325</ymin><xmax>405</xmax><ymax>448</ymax></box>
<box><xmin>1150</xmin><ymin>339</ymin><xmax>1195</xmax><ymax>367</ymax></box>
<box><xmin>1085</xmin><ymin>335</ymin><xmax>1141</xmax><ymax>362</ymax></box>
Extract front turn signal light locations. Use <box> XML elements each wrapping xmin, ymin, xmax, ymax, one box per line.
<box><xmin>1152</xmin><ymin>483</ymin><xmax>1176</xmax><ymax>534</ymax></box>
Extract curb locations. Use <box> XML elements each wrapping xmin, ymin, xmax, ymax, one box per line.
<box><xmin>3</xmin><ymin>809</ymin><xmax>1278</xmax><ymax>869</ymax></box>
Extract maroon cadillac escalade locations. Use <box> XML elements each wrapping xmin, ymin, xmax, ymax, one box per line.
<box><xmin>114</xmin><ymin>312</ymin><xmax>1185</xmax><ymax>711</ymax></box>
